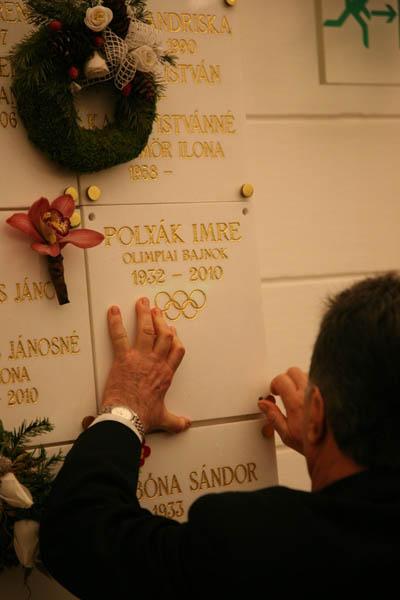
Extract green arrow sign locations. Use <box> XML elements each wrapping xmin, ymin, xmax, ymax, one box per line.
<box><xmin>371</xmin><ymin>4</ymin><xmax>397</xmax><ymax>21</ymax></box>
<box><xmin>324</xmin><ymin>1</ymin><xmax>398</xmax><ymax>48</ymax></box>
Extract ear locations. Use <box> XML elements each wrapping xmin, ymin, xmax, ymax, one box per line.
<box><xmin>306</xmin><ymin>386</ymin><xmax>326</xmax><ymax>446</ymax></box>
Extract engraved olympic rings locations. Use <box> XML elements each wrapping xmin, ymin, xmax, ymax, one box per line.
<box><xmin>154</xmin><ymin>289</ymin><xmax>207</xmax><ymax>321</ymax></box>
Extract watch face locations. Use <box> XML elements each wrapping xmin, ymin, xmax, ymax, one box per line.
<box><xmin>111</xmin><ymin>406</ymin><xmax>133</xmax><ymax>420</ymax></box>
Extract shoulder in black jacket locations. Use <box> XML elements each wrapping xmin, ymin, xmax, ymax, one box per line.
<box><xmin>40</xmin><ymin>421</ymin><xmax>400</xmax><ymax>599</ymax></box>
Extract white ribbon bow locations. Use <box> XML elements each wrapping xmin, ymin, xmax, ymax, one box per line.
<box><xmin>81</xmin><ymin>21</ymin><xmax>164</xmax><ymax>92</ymax></box>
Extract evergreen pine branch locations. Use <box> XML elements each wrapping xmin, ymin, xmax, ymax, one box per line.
<box><xmin>10</xmin><ymin>418</ymin><xmax>54</xmax><ymax>450</ymax></box>
<box><xmin>25</xmin><ymin>0</ymin><xmax>88</xmax><ymax>27</ymax></box>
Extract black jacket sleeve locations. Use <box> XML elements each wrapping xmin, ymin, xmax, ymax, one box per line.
<box><xmin>39</xmin><ymin>421</ymin><xmax>306</xmax><ymax>600</ymax></box>
<box><xmin>40</xmin><ymin>422</ymin><xmax>198</xmax><ymax>599</ymax></box>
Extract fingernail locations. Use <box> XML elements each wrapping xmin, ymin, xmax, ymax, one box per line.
<box><xmin>141</xmin><ymin>298</ymin><xmax>150</xmax><ymax>307</ymax></box>
<box><xmin>111</xmin><ymin>306</ymin><xmax>120</xmax><ymax>315</ymax></box>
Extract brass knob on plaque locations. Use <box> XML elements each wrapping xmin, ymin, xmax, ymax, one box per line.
<box><xmin>241</xmin><ymin>183</ymin><xmax>254</xmax><ymax>198</ymax></box>
<box><xmin>86</xmin><ymin>185</ymin><xmax>102</xmax><ymax>202</ymax></box>
<box><xmin>70</xmin><ymin>211</ymin><xmax>81</xmax><ymax>228</ymax></box>
<box><xmin>64</xmin><ymin>186</ymin><xmax>79</xmax><ymax>203</ymax></box>
<box><xmin>225</xmin><ymin>0</ymin><xmax>237</xmax><ymax>6</ymax></box>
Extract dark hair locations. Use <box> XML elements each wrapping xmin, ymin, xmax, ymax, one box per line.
<box><xmin>309</xmin><ymin>273</ymin><xmax>400</xmax><ymax>469</ymax></box>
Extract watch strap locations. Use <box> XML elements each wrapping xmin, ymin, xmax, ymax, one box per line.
<box><xmin>99</xmin><ymin>405</ymin><xmax>146</xmax><ymax>441</ymax></box>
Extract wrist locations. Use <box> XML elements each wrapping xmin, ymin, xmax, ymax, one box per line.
<box><xmin>101</xmin><ymin>399</ymin><xmax>151</xmax><ymax>433</ymax></box>
<box><xmin>99</xmin><ymin>404</ymin><xmax>146</xmax><ymax>441</ymax></box>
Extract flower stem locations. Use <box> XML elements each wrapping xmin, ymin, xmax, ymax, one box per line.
<box><xmin>47</xmin><ymin>255</ymin><xmax>69</xmax><ymax>305</ymax></box>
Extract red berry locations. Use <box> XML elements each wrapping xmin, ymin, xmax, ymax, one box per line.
<box><xmin>49</xmin><ymin>20</ymin><xmax>62</xmax><ymax>32</ymax></box>
<box><xmin>122</xmin><ymin>83</ymin><xmax>133</xmax><ymax>97</ymax></box>
<box><xmin>68</xmin><ymin>66</ymin><xmax>79</xmax><ymax>80</ymax></box>
<box><xmin>94</xmin><ymin>36</ymin><xmax>105</xmax><ymax>48</ymax></box>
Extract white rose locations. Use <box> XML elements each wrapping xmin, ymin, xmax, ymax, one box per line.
<box><xmin>84</xmin><ymin>51</ymin><xmax>110</xmax><ymax>80</ymax></box>
<box><xmin>0</xmin><ymin>472</ymin><xmax>33</xmax><ymax>509</ymax></box>
<box><xmin>14</xmin><ymin>520</ymin><xmax>40</xmax><ymax>568</ymax></box>
<box><xmin>84</xmin><ymin>6</ymin><xmax>113</xmax><ymax>32</ymax></box>
<box><xmin>131</xmin><ymin>45</ymin><xmax>159</xmax><ymax>73</ymax></box>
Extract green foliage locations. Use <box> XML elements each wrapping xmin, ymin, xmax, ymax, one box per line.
<box><xmin>25</xmin><ymin>0</ymin><xmax>88</xmax><ymax>28</ymax></box>
<box><xmin>12</xmin><ymin>0</ymin><xmax>162</xmax><ymax>172</ymax></box>
<box><xmin>0</xmin><ymin>419</ymin><xmax>64</xmax><ymax>573</ymax></box>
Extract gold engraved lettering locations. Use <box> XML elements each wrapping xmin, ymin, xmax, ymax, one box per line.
<box><xmin>192</xmin><ymin>222</ymin><xmax>241</xmax><ymax>243</ymax></box>
<box><xmin>8</xmin><ymin>332</ymin><xmax>81</xmax><ymax>360</ymax></box>
<box><xmin>0</xmin><ymin>282</ymin><xmax>7</xmax><ymax>303</ymax></box>
<box><xmin>182</xmin><ymin>248</ymin><xmax>229</xmax><ymax>261</ymax></box>
<box><xmin>14</xmin><ymin>278</ymin><xmax>55</xmax><ymax>303</ymax></box>
<box><xmin>189</xmin><ymin>265</ymin><xmax>223</xmax><ymax>282</ymax></box>
<box><xmin>0</xmin><ymin>85</ymin><xmax>16</xmax><ymax>106</ymax></box>
<box><xmin>166</xmin><ymin>38</ymin><xmax>198</xmax><ymax>55</ymax></box>
<box><xmin>164</xmin><ymin>61</ymin><xmax>221</xmax><ymax>85</ymax></box>
<box><xmin>0</xmin><ymin>55</ymin><xmax>13</xmax><ymax>77</ymax></box>
<box><xmin>140</xmin><ymin>139</ymin><xmax>173</xmax><ymax>159</ymax></box>
<box><xmin>122</xmin><ymin>250</ymin><xmax>178</xmax><ymax>265</ymax></box>
<box><xmin>152</xmin><ymin>501</ymin><xmax>185</xmax><ymax>519</ymax></box>
<box><xmin>0</xmin><ymin>29</ymin><xmax>7</xmax><ymax>45</ymax></box>
<box><xmin>0</xmin><ymin>109</ymin><xmax>17</xmax><ymax>127</ymax></box>
<box><xmin>0</xmin><ymin>365</ymin><xmax>30</xmax><ymax>385</ymax></box>
<box><xmin>0</xmin><ymin>2</ymin><xmax>28</xmax><ymax>23</ymax></box>
<box><xmin>140</xmin><ymin>473</ymin><xmax>183</xmax><ymax>499</ymax></box>
<box><xmin>155</xmin><ymin>289</ymin><xmax>207</xmax><ymax>321</ymax></box>
<box><xmin>188</xmin><ymin>463</ymin><xmax>259</xmax><ymax>491</ymax></box>
<box><xmin>7</xmin><ymin>387</ymin><xmax>39</xmax><ymax>407</ymax></box>
<box><xmin>129</xmin><ymin>164</ymin><xmax>159</xmax><ymax>181</ymax></box>
<box><xmin>103</xmin><ymin>223</ymin><xmax>185</xmax><ymax>247</ymax></box>
<box><xmin>178</xmin><ymin>141</ymin><xmax>225</xmax><ymax>159</ymax></box>
<box><xmin>149</xmin><ymin>12</ymin><xmax>232</xmax><ymax>35</ymax></box>
<box><xmin>156</xmin><ymin>111</ymin><xmax>236</xmax><ymax>136</ymax></box>
<box><xmin>131</xmin><ymin>269</ymin><xmax>166</xmax><ymax>286</ymax></box>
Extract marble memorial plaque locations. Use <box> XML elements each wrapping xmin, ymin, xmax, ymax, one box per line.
<box><xmin>139</xmin><ymin>419</ymin><xmax>278</xmax><ymax>522</ymax></box>
<box><xmin>0</xmin><ymin>2</ymin><xmax>75</xmax><ymax>209</ymax></box>
<box><xmin>79</xmin><ymin>0</ymin><xmax>246</xmax><ymax>205</ymax></box>
<box><xmin>83</xmin><ymin>201</ymin><xmax>266</xmax><ymax>421</ymax></box>
<box><xmin>0</xmin><ymin>211</ymin><xmax>97</xmax><ymax>443</ymax></box>
<box><xmin>321</xmin><ymin>0</ymin><xmax>400</xmax><ymax>84</ymax></box>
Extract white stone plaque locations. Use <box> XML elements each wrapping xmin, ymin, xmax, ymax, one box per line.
<box><xmin>83</xmin><ymin>201</ymin><xmax>266</xmax><ymax>421</ymax></box>
<box><xmin>321</xmin><ymin>0</ymin><xmax>400</xmax><ymax>84</ymax></box>
<box><xmin>139</xmin><ymin>419</ymin><xmax>278</xmax><ymax>522</ymax></box>
<box><xmin>79</xmin><ymin>0</ymin><xmax>246</xmax><ymax>204</ymax></box>
<box><xmin>0</xmin><ymin>211</ymin><xmax>97</xmax><ymax>443</ymax></box>
<box><xmin>0</xmin><ymin>2</ymin><xmax>75</xmax><ymax>209</ymax></box>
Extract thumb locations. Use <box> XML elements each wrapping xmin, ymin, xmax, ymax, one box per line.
<box><xmin>160</xmin><ymin>410</ymin><xmax>192</xmax><ymax>434</ymax></box>
<box><xmin>258</xmin><ymin>400</ymin><xmax>289</xmax><ymax>444</ymax></box>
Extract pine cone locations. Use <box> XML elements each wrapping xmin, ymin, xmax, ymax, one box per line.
<box><xmin>0</xmin><ymin>456</ymin><xmax>12</xmax><ymax>478</ymax></box>
<box><xmin>50</xmin><ymin>28</ymin><xmax>93</xmax><ymax>67</ymax></box>
<box><xmin>104</xmin><ymin>0</ymin><xmax>130</xmax><ymax>39</ymax></box>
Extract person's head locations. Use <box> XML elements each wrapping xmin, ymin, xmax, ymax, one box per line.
<box><xmin>306</xmin><ymin>273</ymin><xmax>400</xmax><ymax>474</ymax></box>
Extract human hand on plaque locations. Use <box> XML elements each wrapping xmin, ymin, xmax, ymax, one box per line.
<box><xmin>102</xmin><ymin>298</ymin><xmax>191</xmax><ymax>434</ymax></box>
<box><xmin>258</xmin><ymin>367</ymin><xmax>308</xmax><ymax>455</ymax></box>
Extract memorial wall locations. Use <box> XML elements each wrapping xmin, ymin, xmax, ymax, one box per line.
<box><xmin>0</xmin><ymin>1</ymin><xmax>277</xmax><ymax>596</ymax></box>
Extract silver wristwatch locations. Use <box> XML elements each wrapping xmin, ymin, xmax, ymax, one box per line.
<box><xmin>100</xmin><ymin>405</ymin><xmax>145</xmax><ymax>441</ymax></box>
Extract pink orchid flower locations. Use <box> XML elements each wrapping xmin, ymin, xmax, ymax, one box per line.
<box><xmin>7</xmin><ymin>195</ymin><xmax>104</xmax><ymax>257</ymax></box>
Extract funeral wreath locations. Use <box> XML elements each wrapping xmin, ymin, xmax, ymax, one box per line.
<box><xmin>11</xmin><ymin>0</ymin><xmax>173</xmax><ymax>172</ymax></box>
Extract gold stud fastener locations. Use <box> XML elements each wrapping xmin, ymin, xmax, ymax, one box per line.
<box><xmin>70</xmin><ymin>211</ymin><xmax>81</xmax><ymax>228</ymax></box>
<box><xmin>241</xmin><ymin>184</ymin><xmax>254</xmax><ymax>198</ymax></box>
<box><xmin>86</xmin><ymin>185</ymin><xmax>102</xmax><ymax>202</ymax></box>
<box><xmin>225</xmin><ymin>0</ymin><xmax>237</xmax><ymax>6</ymax></box>
<box><xmin>64</xmin><ymin>186</ymin><xmax>79</xmax><ymax>203</ymax></box>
